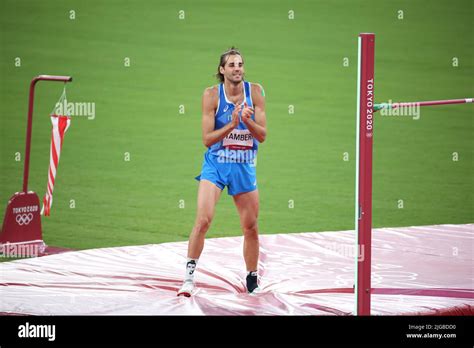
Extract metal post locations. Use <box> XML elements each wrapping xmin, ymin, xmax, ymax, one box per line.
<box><xmin>22</xmin><ymin>75</ymin><xmax>72</xmax><ymax>193</ymax></box>
<box><xmin>355</xmin><ymin>33</ymin><xmax>375</xmax><ymax>316</ymax></box>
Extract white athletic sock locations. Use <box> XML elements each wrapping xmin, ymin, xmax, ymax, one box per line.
<box><xmin>248</xmin><ymin>270</ymin><xmax>258</xmax><ymax>277</ymax></box>
<box><xmin>184</xmin><ymin>258</ymin><xmax>198</xmax><ymax>282</ymax></box>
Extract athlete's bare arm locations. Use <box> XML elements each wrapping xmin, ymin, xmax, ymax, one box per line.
<box><xmin>202</xmin><ymin>87</ymin><xmax>240</xmax><ymax>147</ymax></box>
<box><xmin>242</xmin><ymin>83</ymin><xmax>267</xmax><ymax>143</ymax></box>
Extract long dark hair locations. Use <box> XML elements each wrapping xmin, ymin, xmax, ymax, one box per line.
<box><xmin>216</xmin><ymin>47</ymin><xmax>244</xmax><ymax>83</ymax></box>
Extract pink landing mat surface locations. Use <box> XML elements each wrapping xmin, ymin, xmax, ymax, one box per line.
<box><xmin>0</xmin><ymin>224</ymin><xmax>472</xmax><ymax>315</ymax></box>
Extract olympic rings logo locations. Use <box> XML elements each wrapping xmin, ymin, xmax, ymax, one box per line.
<box><xmin>15</xmin><ymin>213</ymin><xmax>34</xmax><ymax>226</ymax></box>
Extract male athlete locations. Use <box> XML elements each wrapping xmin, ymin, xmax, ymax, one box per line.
<box><xmin>177</xmin><ymin>47</ymin><xmax>267</xmax><ymax>296</ymax></box>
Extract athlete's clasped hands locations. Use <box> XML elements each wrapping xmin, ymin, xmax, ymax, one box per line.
<box><xmin>231</xmin><ymin>102</ymin><xmax>254</xmax><ymax>128</ymax></box>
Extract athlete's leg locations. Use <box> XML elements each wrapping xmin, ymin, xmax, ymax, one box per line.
<box><xmin>178</xmin><ymin>180</ymin><xmax>222</xmax><ymax>296</ymax></box>
<box><xmin>233</xmin><ymin>189</ymin><xmax>260</xmax><ymax>273</ymax></box>
<box><xmin>188</xmin><ymin>179</ymin><xmax>222</xmax><ymax>259</ymax></box>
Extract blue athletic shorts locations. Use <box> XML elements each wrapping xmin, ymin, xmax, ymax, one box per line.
<box><xmin>195</xmin><ymin>151</ymin><xmax>257</xmax><ymax>196</ymax></box>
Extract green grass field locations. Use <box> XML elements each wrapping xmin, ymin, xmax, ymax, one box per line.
<box><xmin>1</xmin><ymin>0</ymin><xmax>472</xmax><ymax>252</ymax></box>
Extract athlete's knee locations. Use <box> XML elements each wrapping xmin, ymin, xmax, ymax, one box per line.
<box><xmin>243</xmin><ymin>223</ymin><xmax>259</xmax><ymax>240</ymax></box>
<box><xmin>194</xmin><ymin>216</ymin><xmax>212</xmax><ymax>234</ymax></box>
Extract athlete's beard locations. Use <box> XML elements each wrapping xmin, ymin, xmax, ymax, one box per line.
<box><xmin>227</xmin><ymin>74</ymin><xmax>244</xmax><ymax>85</ymax></box>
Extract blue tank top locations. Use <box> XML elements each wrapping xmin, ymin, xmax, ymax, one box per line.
<box><xmin>208</xmin><ymin>81</ymin><xmax>258</xmax><ymax>163</ymax></box>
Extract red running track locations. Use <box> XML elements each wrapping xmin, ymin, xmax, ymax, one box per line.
<box><xmin>0</xmin><ymin>224</ymin><xmax>472</xmax><ymax>315</ymax></box>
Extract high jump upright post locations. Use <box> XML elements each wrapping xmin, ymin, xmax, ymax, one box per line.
<box><xmin>354</xmin><ymin>33</ymin><xmax>472</xmax><ymax>316</ymax></box>
<box><xmin>355</xmin><ymin>33</ymin><xmax>375</xmax><ymax>316</ymax></box>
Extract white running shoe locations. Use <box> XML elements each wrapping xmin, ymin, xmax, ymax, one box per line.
<box><xmin>177</xmin><ymin>280</ymin><xmax>195</xmax><ymax>297</ymax></box>
<box><xmin>249</xmin><ymin>287</ymin><xmax>261</xmax><ymax>296</ymax></box>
